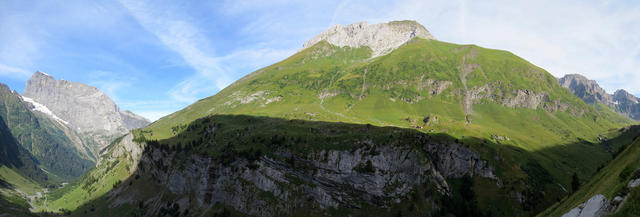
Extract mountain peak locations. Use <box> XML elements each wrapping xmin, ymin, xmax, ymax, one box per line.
<box><xmin>30</xmin><ymin>70</ymin><xmax>55</xmax><ymax>82</ymax></box>
<box><xmin>559</xmin><ymin>73</ymin><xmax>640</xmax><ymax>120</ymax></box>
<box><xmin>614</xmin><ymin>89</ymin><xmax>639</xmax><ymax>104</ymax></box>
<box><xmin>23</xmin><ymin>71</ymin><xmax>150</xmax><ymax>147</ymax></box>
<box><xmin>302</xmin><ymin>20</ymin><xmax>435</xmax><ymax>57</ymax></box>
<box><xmin>34</xmin><ymin>70</ymin><xmax>51</xmax><ymax>77</ymax></box>
<box><xmin>558</xmin><ymin>74</ymin><xmax>609</xmax><ymax>105</ymax></box>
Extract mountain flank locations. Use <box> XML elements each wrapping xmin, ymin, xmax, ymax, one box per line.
<box><xmin>23</xmin><ymin>71</ymin><xmax>150</xmax><ymax>155</ymax></box>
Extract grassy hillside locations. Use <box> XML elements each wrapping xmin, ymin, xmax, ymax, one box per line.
<box><xmin>40</xmin><ymin>133</ymin><xmax>141</xmax><ymax>214</ymax></box>
<box><xmin>538</xmin><ymin>126</ymin><xmax>640</xmax><ymax>217</ymax></box>
<box><xmin>148</xmin><ymin>39</ymin><xmax>629</xmax><ymax>151</ymax></box>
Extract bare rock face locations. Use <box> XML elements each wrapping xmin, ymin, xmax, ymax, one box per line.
<box><xmin>23</xmin><ymin>71</ymin><xmax>150</xmax><ymax>149</ymax></box>
<box><xmin>559</xmin><ymin>74</ymin><xmax>613</xmax><ymax>105</ymax></box>
<box><xmin>122</xmin><ymin>135</ymin><xmax>497</xmax><ymax>217</ymax></box>
<box><xmin>562</xmin><ymin>194</ymin><xmax>612</xmax><ymax>217</ymax></box>
<box><xmin>303</xmin><ymin>20</ymin><xmax>435</xmax><ymax>57</ymax></box>
<box><xmin>613</xmin><ymin>89</ymin><xmax>640</xmax><ymax>120</ymax></box>
<box><xmin>559</xmin><ymin>74</ymin><xmax>640</xmax><ymax>120</ymax></box>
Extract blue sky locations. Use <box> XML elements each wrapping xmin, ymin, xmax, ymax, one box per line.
<box><xmin>1</xmin><ymin>0</ymin><xmax>639</xmax><ymax>120</ymax></box>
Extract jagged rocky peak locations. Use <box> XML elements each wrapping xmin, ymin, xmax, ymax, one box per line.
<box><xmin>614</xmin><ymin>89</ymin><xmax>639</xmax><ymax>104</ymax></box>
<box><xmin>23</xmin><ymin>71</ymin><xmax>150</xmax><ymax>141</ymax></box>
<box><xmin>302</xmin><ymin>20</ymin><xmax>435</xmax><ymax>57</ymax></box>
<box><xmin>558</xmin><ymin>74</ymin><xmax>613</xmax><ymax>105</ymax></box>
<box><xmin>559</xmin><ymin>73</ymin><xmax>640</xmax><ymax>121</ymax></box>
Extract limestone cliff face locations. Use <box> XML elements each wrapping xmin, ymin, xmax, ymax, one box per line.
<box><xmin>559</xmin><ymin>74</ymin><xmax>640</xmax><ymax>121</ymax></box>
<box><xmin>303</xmin><ymin>20</ymin><xmax>435</xmax><ymax>57</ymax></box>
<box><xmin>23</xmin><ymin>71</ymin><xmax>150</xmax><ymax>150</ymax></box>
<box><xmin>109</xmin><ymin>135</ymin><xmax>497</xmax><ymax>217</ymax></box>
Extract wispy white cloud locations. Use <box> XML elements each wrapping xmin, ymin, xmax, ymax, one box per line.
<box><xmin>86</xmin><ymin>70</ymin><xmax>133</xmax><ymax>103</ymax></box>
<box><xmin>119</xmin><ymin>0</ymin><xmax>232</xmax><ymax>102</ymax></box>
<box><xmin>0</xmin><ymin>63</ymin><xmax>31</xmax><ymax>79</ymax></box>
<box><xmin>119</xmin><ymin>0</ymin><xmax>302</xmax><ymax>104</ymax></box>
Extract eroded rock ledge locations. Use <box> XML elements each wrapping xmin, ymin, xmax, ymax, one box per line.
<box><xmin>303</xmin><ymin>20</ymin><xmax>435</xmax><ymax>57</ymax></box>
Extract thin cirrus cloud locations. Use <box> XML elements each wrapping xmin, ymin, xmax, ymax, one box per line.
<box><xmin>0</xmin><ymin>63</ymin><xmax>31</xmax><ymax>79</ymax></box>
<box><xmin>119</xmin><ymin>0</ymin><xmax>233</xmax><ymax>103</ymax></box>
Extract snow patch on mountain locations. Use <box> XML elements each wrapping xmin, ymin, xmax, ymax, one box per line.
<box><xmin>21</xmin><ymin>96</ymin><xmax>69</xmax><ymax>125</ymax></box>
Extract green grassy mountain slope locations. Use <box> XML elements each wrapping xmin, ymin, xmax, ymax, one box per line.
<box><xmin>538</xmin><ymin>126</ymin><xmax>640</xmax><ymax>217</ymax></box>
<box><xmin>149</xmin><ymin>38</ymin><xmax>629</xmax><ymax>151</ymax></box>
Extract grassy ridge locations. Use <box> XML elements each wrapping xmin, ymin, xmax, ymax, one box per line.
<box><xmin>41</xmin><ymin>135</ymin><xmax>138</xmax><ymax>213</ymax></box>
<box><xmin>147</xmin><ymin>39</ymin><xmax>629</xmax><ymax>149</ymax></box>
<box><xmin>0</xmin><ymin>165</ymin><xmax>43</xmax><ymax>211</ymax></box>
<box><xmin>538</xmin><ymin>126</ymin><xmax>640</xmax><ymax>217</ymax></box>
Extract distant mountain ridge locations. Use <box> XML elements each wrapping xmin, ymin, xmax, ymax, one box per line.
<box><xmin>23</xmin><ymin>71</ymin><xmax>150</xmax><ymax>155</ymax></box>
<box><xmin>559</xmin><ymin>74</ymin><xmax>640</xmax><ymax>121</ymax></box>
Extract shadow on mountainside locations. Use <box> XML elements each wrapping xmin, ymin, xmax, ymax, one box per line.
<box><xmin>52</xmin><ymin>115</ymin><xmax>640</xmax><ymax>217</ymax></box>
<box><xmin>0</xmin><ymin>115</ymin><xmax>50</xmax><ymax>183</ymax></box>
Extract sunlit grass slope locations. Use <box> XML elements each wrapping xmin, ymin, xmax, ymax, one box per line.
<box><xmin>147</xmin><ymin>39</ymin><xmax>630</xmax><ymax>151</ymax></box>
<box><xmin>538</xmin><ymin>126</ymin><xmax>640</xmax><ymax>217</ymax></box>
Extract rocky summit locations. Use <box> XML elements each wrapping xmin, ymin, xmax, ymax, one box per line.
<box><xmin>303</xmin><ymin>20</ymin><xmax>435</xmax><ymax>57</ymax></box>
<box><xmin>559</xmin><ymin>74</ymin><xmax>613</xmax><ymax>105</ymax></box>
<box><xmin>23</xmin><ymin>71</ymin><xmax>150</xmax><ymax>149</ymax></box>
<box><xmin>559</xmin><ymin>74</ymin><xmax>640</xmax><ymax>120</ymax></box>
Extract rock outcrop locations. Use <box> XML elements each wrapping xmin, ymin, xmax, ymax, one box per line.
<box><xmin>110</xmin><ymin>133</ymin><xmax>497</xmax><ymax>217</ymax></box>
<box><xmin>559</xmin><ymin>74</ymin><xmax>640</xmax><ymax>120</ymax></box>
<box><xmin>613</xmin><ymin>89</ymin><xmax>640</xmax><ymax>120</ymax></box>
<box><xmin>559</xmin><ymin>74</ymin><xmax>613</xmax><ymax>105</ymax></box>
<box><xmin>23</xmin><ymin>71</ymin><xmax>150</xmax><ymax>150</ymax></box>
<box><xmin>303</xmin><ymin>20</ymin><xmax>435</xmax><ymax>57</ymax></box>
<box><xmin>562</xmin><ymin>195</ymin><xmax>612</xmax><ymax>217</ymax></box>
<box><xmin>562</xmin><ymin>164</ymin><xmax>640</xmax><ymax>217</ymax></box>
